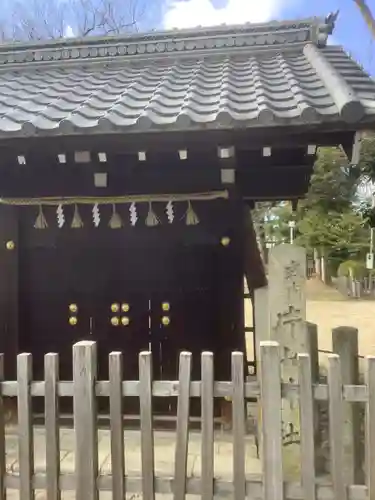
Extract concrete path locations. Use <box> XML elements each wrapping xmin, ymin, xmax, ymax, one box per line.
<box><xmin>5</xmin><ymin>426</ymin><xmax>261</xmax><ymax>499</ymax></box>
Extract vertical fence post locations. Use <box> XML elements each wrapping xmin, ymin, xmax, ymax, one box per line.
<box><xmin>254</xmin><ymin>286</ymin><xmax>269</xmax><ymax>460</ymax></box>
<box><xmin>45</xmin><ymin>353</ymin><xmax>60</xmax><ymax>500</ymax></box>
<box><xmin>232</xmin><ymin>352</ymin><xmax>246</xmax><ymax>500</ymax></box>
<box><xmin>73</xmin><ymin>341</ymin><xmax>98</xmax><ymax>500</ymax></box>
<box><xmin>298</xmin><ymin>354</ymin><xmax>316</xmax><ymax>500</ymax></box>
<box><xmin>139</xmin><ymin>351</ymin><xmax>155</xmax><ymax>500</ymax></box>
<box><xmin>328</xmin><ymin>354</ymin><xmax>347</xmax><ymax>500</ymax></box>
<box><xmin>174</xmin><ymin>352</ymin><xmax>192</xmax><ymax>500</ymax></box>
<box><xmin>365</xmin><ymin>356</ymin><xmax>375</xmax><ymax>497</ymax></box>
<box><xmin>254</xmin><ymin>286</ymin><xmax>270</xmax><ymax>368</ymax></box>
<box><xmin>0</xmin><ymin>355</ymin><xmax>5</xmax><ymax>500</ymax></box>
<box><xmin>260</xmin><ymin>341</ymin><xmax>283</xmax><ymax>500</ymax></box>
<box><xmin>201</xmin><ymin>352</ymin><xmax>214</xmax><ymax>500</ymax></box>
<box><xmin>17</xmin><ymin>353</ymin><xmax>34</xmax><ymax>500</ymax></box>
<box><xmin>332</xmin><ymin>326</ymin><xmax>364</xmax><ymax>484</ymax></box>
<box><xmin>109</xmin><ymin>352</ymin><xmax>125</xmax><ymax>500</ymax></box>
<box><xmin>306</xmin><ymin>322</ymin><xmax>324</xmax><ymax>474</ymax></box>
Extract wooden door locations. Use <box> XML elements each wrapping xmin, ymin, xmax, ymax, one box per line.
<box><xmin>148</xmin><ymin>244</ymin><xmax>218</xmax><ymax>416</ymax></box>
<box><xmin>20</xmin><ymin>246</ymin><xmax>93</xmax><ymax>382</ymax></box>
<box><xmin>92</xmin><ymin>288</ymin><xmax>150</xmax><ymax>415</ymax></box>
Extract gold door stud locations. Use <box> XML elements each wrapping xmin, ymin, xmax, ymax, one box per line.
<box><xmin>111</xmin><ymin>317</ymin><xmax>120</xmax><ymax>326</ymax></box>
<box><xmin>161</xmin><ymin>316</ymin><xmax>170</xmax><ymax>326</ymax></box>
<box><xmin>121</xmin><ymin>316</ymin><xmax>130</xmax><ymax>326</ymax></box>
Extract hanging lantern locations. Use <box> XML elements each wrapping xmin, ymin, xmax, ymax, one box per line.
<box><xmin>111</xmin><ymin>303</ymin><xmax>120</xmax><ymax>313</ymax></box>
<box><xmin>121</xmin><ymin>303</ymin><xmax>130</xmax><ymax>312</ymax></box>
<box><xmin>185</xmin><ymin>201</ymin><xmax>199</xmax><ymax>226</ymax></box>
<box><xmin>69</xmin><ymin>316</ymin><xmax>78</xmax><ymax>326</ymax></box>
<box><xmin>71</xmin><ymin>204</ymin><xmax>83</xmax><ymax>228</ymax></box>
<box><xmin>34</xmin><ymin>205</ymin><xmax>48</xmax><ymax>229</ymax></box>
<box><xmin>145</xmin><ymin>202</ymin><xmax>159</xmax><ymax>227</ymax></box>
<box><xmin>109</xmin><ymin>204</ymin><xmax>123</xmax><ymax>229</ymax></box>
<box><xmin>69</xmin><ymin>303</ymin><xmax>78</xmax><ymax>313</ymax></box>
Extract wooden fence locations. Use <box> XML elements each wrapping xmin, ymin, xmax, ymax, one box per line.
<box><xmin>333</xmin><ymin>275</ymin><xmax>375</xmax><ymax>299</ymax></box>
<box><xmin>1</xmin><ymin>339</ymin><xmax>375</xmax><ymax>499</ymax></box>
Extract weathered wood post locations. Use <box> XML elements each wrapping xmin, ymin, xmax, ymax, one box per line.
<box><xmin>254</xmin><ymin>286</ymin><xmax>270</xmax><ymax>459</ymax></box>
<box><xmin>73</xmin><ymin>341</ymin><xmax>98</xmax><ymax>500</ymax></box>
<box><xmin>306</xmin><ymin>322</ymin><xmax>325</xmax><ymax>474</ymax></box>
<box><xmin>268</xmin><ymin>243</ymin><xmax>308</xmax><ymax>479</ymax></box>
<box><xmin>332</xmin><ymin>326</ymin><xmax>364</xmax><ymax>484</ymax></box>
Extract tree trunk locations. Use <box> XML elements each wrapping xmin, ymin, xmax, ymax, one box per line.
<box><xmin>353</xmin><ymin>0</ymin><xmax>375</xmax><ymax>38</ymax></box>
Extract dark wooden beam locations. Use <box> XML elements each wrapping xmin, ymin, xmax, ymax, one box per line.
<box><xmin>0</xmin><ymin>128</ymin><xmax>356</xmax><ymax>158</ymax></box>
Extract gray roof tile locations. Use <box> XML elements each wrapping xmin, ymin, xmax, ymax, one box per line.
<box><xmin>0</xmin><ymin>44</ymin><xmax>372</xmax><ymax>137</ymax></box>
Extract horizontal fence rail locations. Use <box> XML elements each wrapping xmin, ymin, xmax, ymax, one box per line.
<box><xmin>0</xmin><ymin>340</ymin><xmax>374</xmax><ymax>499</ymax></box>
<box><xmin>0</xmin><ymin>378</ymin><xmax>371</xmax><ymax>403</ymax></box>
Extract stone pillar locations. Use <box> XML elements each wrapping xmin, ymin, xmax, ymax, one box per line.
<box><xmin>268</xmin><ymin>244</ymin><xmax>307</xmax><ymax>479</ymax></box>
<box><xmin>332</xmin><ymin>327</ymin><xmax>364</xmax><ymax>484</ymax></box>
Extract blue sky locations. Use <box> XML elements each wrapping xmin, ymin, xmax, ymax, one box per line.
<box><xmin>157</xmin><ymin>0</ymin><xmax>375</xmax><ymax>74</ymax></box>
<box><xmin>1</xmin><ymin>0</ymin><xmax>375</xmax><ymax>74</ymax></box>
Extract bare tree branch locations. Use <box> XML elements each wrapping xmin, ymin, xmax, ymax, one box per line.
<box><xmin>0</xmin><ymin>0</ymin><xmax>145</xmax><ymax>42</ymax></box>
<box><xmin>353</xmin><ymin>0</ymin><xmax>375</xmax><ymax>39</ymax></box>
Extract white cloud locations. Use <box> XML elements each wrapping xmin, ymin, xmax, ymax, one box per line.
<box><xmin>163</xmin><ymin>0</ymin><xmax>294</xmax><ymax>30</ymax></box>
<box><xmin>64</xmin><ymin>25</ymin><xmax>75</xmax><ymax>38</ymax></box>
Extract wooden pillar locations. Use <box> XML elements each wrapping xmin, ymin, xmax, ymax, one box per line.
<box><xmin>216</xmin><ymin>197</ymin><xmax>245</xmax><ymax>427</ymax></box>
<box><xmin>268</xmin><ymin>243</ymin><xmax>307</xmax><ymax>479</ymax></box>
<box><xmin>306</xmin><ymin>322</ymin><xmax>326</xmax><ymax>474</ymax></box>
<box><xmin>332</xmin><ymin>326</ymin><xmax>364</xmax><ymax>484</ymax></box>
<box><xmin>254</xmin><ymin>286</ymin><xmax>269</xmax><ymax>459</ymax></box>
<box><xmin>254</xmin><ymin>286</ymin><xmax>270</xmax><ymax>365</ymax></box>
<box><xmin>0</xmin><ymin>205</ymin><xmax>19</xmax><ymax>379</ymax></box>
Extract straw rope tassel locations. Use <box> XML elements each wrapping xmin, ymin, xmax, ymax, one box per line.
<box><xmin>109</xmin><ymin>204</ymin><xmax>123</xmax><ymax>229</ymax></box>
<box><xmin>145</xmin><ymin>201</ymin><xmax>159</xmax><ymax>227</ymax></box>
<box><xmin>185</xmin><ymin>200</ymin><xmax>199</xmax><ymax>226</ymax></box>
<box><xmin>34</xmin><ymin>205</ymin><xmax>48</xmax><ymax>229</ymax></box>
<box><xmin>71</xmin><ymin>204</ymin><xmax>83</xmax><ymax>228</ymax></box>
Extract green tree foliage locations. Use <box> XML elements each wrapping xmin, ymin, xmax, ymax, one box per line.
<box><xmin>358</xmin><ymin>133</ymin><xmax>375</xmax><ymax>183</ymax></box>
<box><xmin>356</xmin><ymin>133</ymin><xmax>375</xmax><ymax>228</ymax></box>
<box><xmin>263</xmin><ymin>147</ymin><xmax>369</xmax><ymax>261</ymax></box>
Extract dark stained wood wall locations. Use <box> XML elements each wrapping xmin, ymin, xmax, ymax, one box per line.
<box><xmin>0</xmin><ymin>205</ymin><xmax>19</xmax><ymax>378</ymax></box>
<box><xmin>13</xmin><ymin>197</ymin><xmax>246</xmax><ymax>392</ymax></box>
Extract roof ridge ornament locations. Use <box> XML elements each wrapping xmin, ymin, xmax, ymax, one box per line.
<box><xmin>316</xmin><ymin>10</ymin><xmax>339</xmax><ymax>47</ymax></box>
<box><xmin>0</xmin><ymin>16</ymin><xmax>337</xmax><ymax>68</ymax></box>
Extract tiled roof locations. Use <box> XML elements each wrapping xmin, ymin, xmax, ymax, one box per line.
<box><xmin>0</xmin><ymin>17</ymin><xmax>373</xmax><ymax>138</ymax></box>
